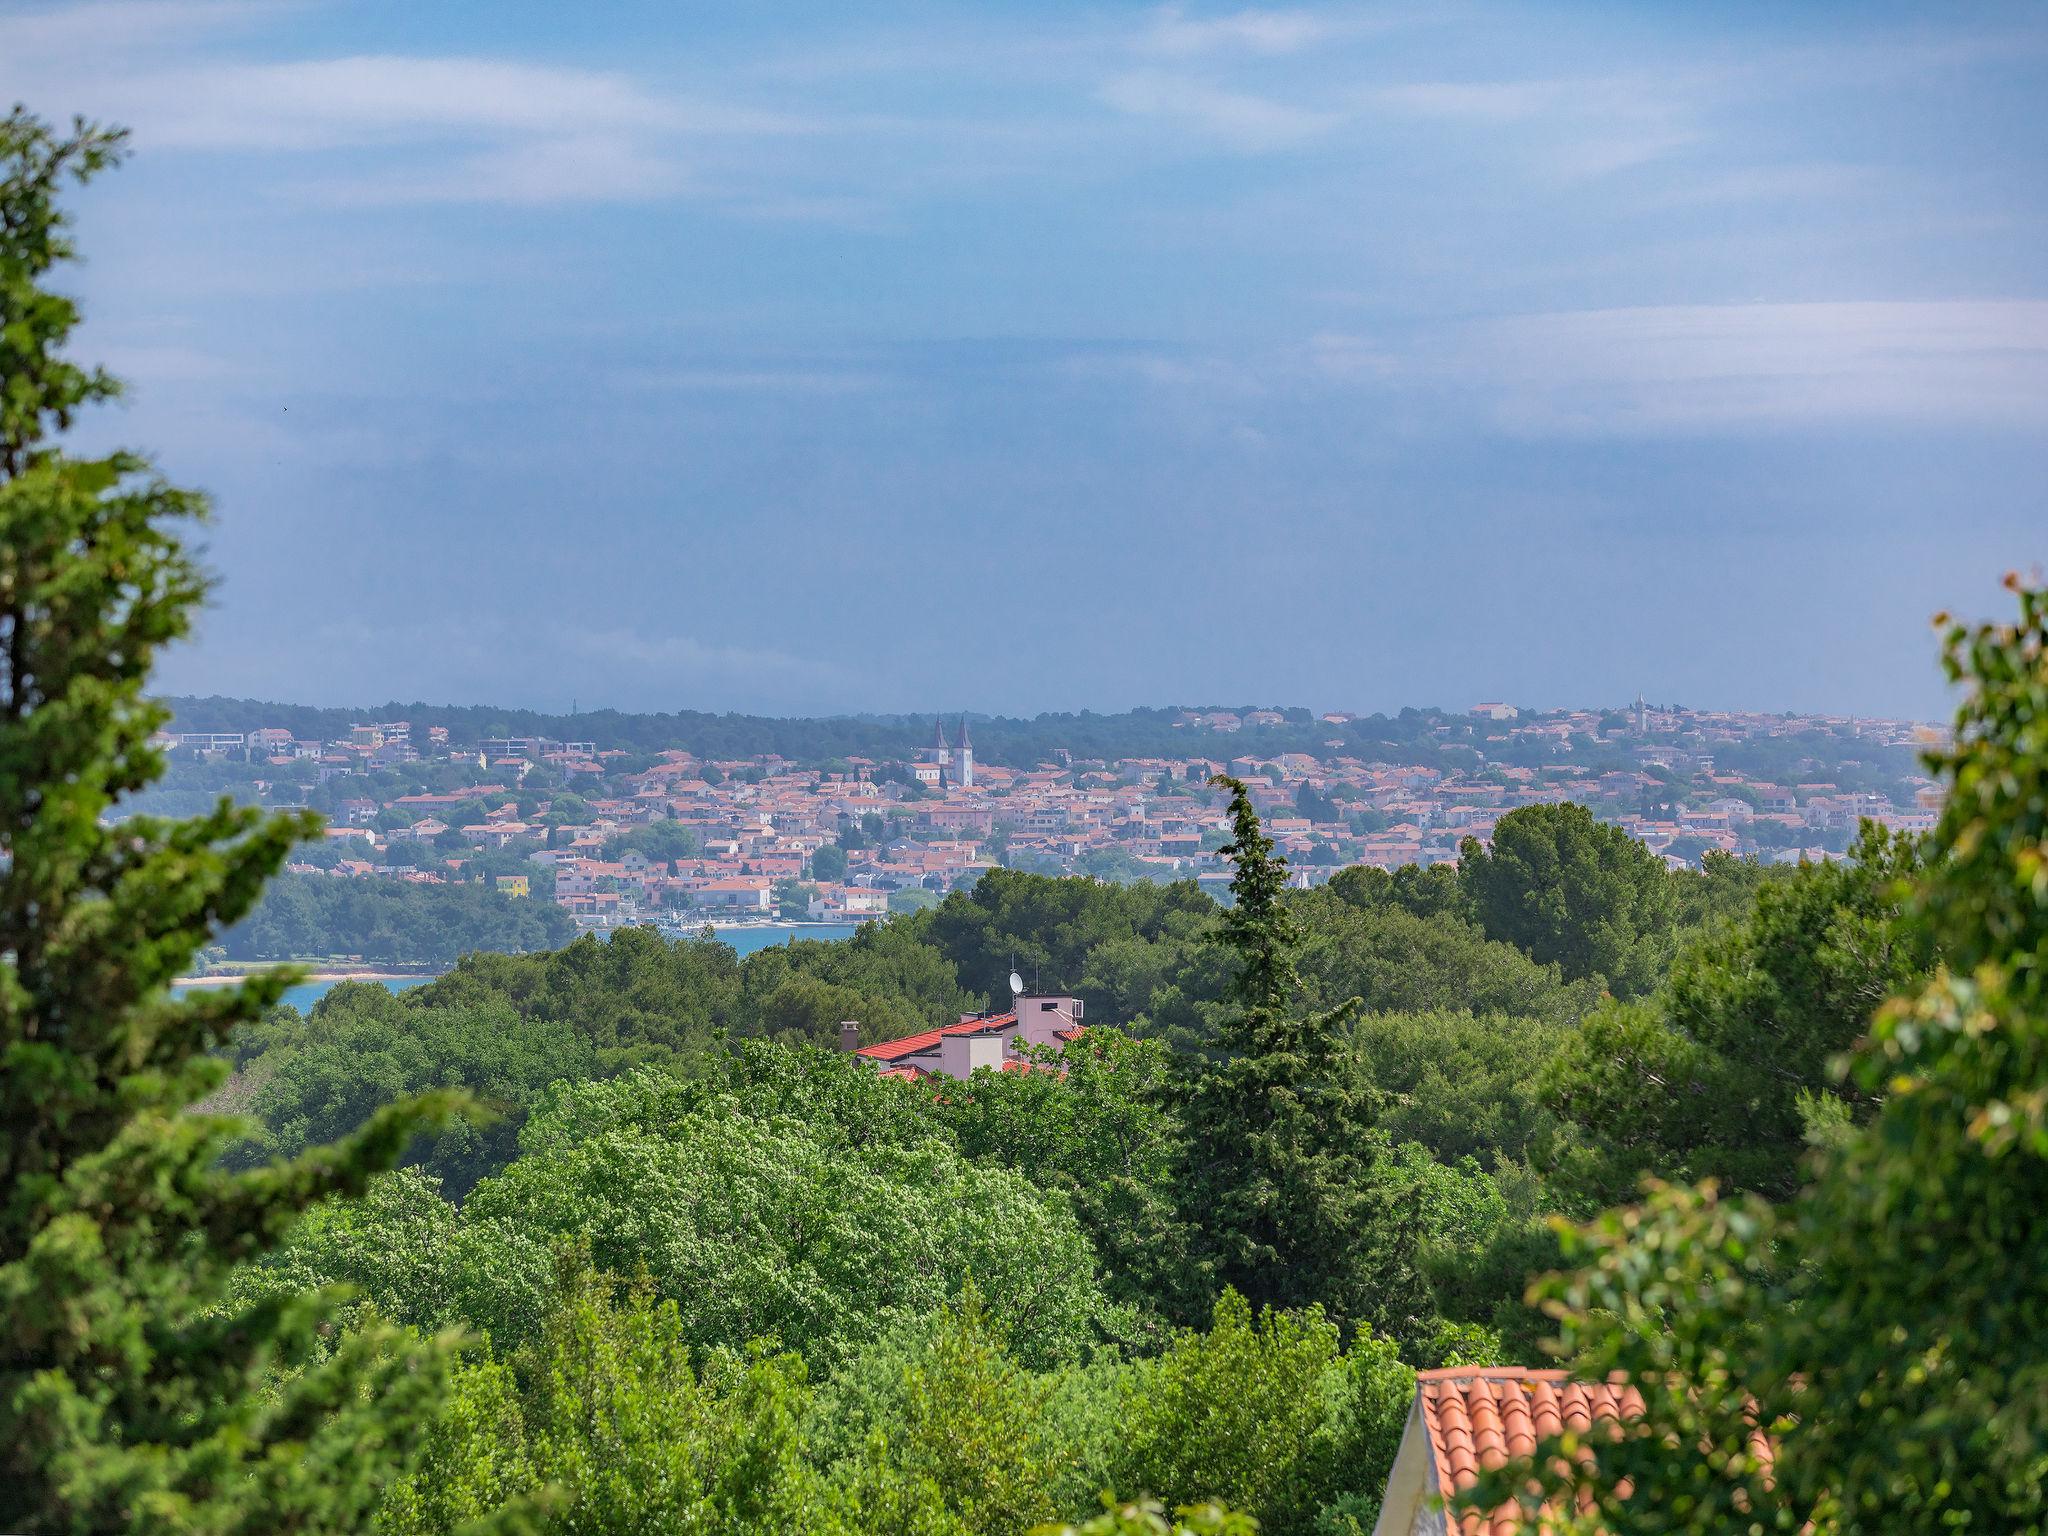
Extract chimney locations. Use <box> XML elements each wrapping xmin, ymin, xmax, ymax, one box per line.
<box><xmin>839</xmin><ymin>1020</ymin><xmax>860</xmax><ymax>1053</ymax></box>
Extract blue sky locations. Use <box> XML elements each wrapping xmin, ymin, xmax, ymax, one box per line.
<box><xmin>9</xmin><ymin>0</ymin><xmax>2046</xmax><ymax>719</ymax></box>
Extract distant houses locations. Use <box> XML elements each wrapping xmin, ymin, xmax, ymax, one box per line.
<box><xmin>146</xmin><ymin>699</ymin><xmax>1941</xmax><ymax>936</ymax></box>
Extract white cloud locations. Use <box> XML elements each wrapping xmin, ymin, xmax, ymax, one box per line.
<box><xmin>3</xmin><ymin>28</ymin><xmax>808</xmax><ymax>206</ymax></box>
<box><xmin>1365</xmin><ymin>72</ymin><xmax>1705</xmax><ymax>180</ymax></box>
<box><xmin>1368</xmin><ymin>79</ymin><xmax>1564</xmax><ymax>123</ymax></box>
<box><xmin>127</xmin><ymin>55</ymin><xmax>797</xmax><ymax>151</ymax></box>
<box><xmin>1098</xmin><ymin>69</ymin><xmax>1342</xmax><ymax>149</ymax></box>
<box><xmin>1117</xmin><ymin>304</ymin><xmax>2048</xmax><ymax>434</ymax></box>
<box><xmin>1464</xmin><ymin>301</ymin><xmax>2048</xmax><ymax>432</ymax></box>
<box><xmin>1143</xmin><ymin>5</ymin><xmax>1328</xmax><ymax>58</ymax></box>
<box><xmin>1645</xmin><ymin>162</ymin><xmax>1874</xmax><ymax>207</ymax></box>
<box><xmin>6</xmin><ymin>0</ymin><xmax>278</xmax><ymax>56</ymax></box>
<box><xmin>306</xmin><ymin>133</ymin><xmax>690</xmax><ymax>207</ymax></box>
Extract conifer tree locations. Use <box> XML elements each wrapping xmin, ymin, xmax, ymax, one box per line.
<box><xmin>1181</xmin><ymin>776</ymin><xmax>1427</xmax><ymax>1343</ymax></box>
<box><xmin>0</xmin><ymin>109</ymin><xmax>455</xmax><ymax>1533</ymax></box>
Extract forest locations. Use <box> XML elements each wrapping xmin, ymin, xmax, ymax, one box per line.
<box><xmin>8</xmin><ymin>109</ymin><xmax>2048</xmax><ymax>1536</ymax></box>
<box><xmin>219</xmin><ymin>872</ymin><xmax>577</xmax><ymax>969</ymax></box>
<box><xmin>180</xmin><ymin>800</ymin><xmax>1929</xmax><ymax>1534</ymax></box>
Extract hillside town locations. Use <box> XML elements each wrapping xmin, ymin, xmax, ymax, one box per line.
<box><xmin>153</xmin><ymin>702</ymin><xmax>1944</xmax><ymax>938</ymax></box>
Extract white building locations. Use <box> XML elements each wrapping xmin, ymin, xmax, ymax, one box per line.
<box><xmin>851</xmin><ymin>994</ymin><xmax>1085</xmax><ymax>1081</ymax></box>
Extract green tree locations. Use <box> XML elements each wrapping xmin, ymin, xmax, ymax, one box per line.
<box><xmin>601</xmin><ymin>817</ymin><xmax>699</xmax><ymax>865</ymax></box>
<box><xmin>831</xmin><ymin>1290</ymin><xmax>1069</xmax><ymax>1536</ymax></box>
<box><xmin>1540</xmin><ymin>821</ymin><xmax>1930</xmax><ymax>1206</ymax></box>
<box><xmin>217</xmin><ymin>984</ymin><xmax>605</xmax><ymax>1197</ymax></box>
<box><xmin>1108</xmin><ymin>1289</ymin><xmax>1417</xmax><ymax>1536</ymax></box>
<box><xmin>449</xmin><ymin>1068</ymin><xmax>1109</xmax><ymax>1369</ymax></box>
<box><xmin>811</xmin><ymin>842</ymin><xmax>849</xmax><ymax>882</ymax></box>
<box><xmin>521</xmin><ymin>1263</ymin><xmax>835</xmax><ymax>1536</ymax></box>
<box><xmin>1293</xmin><ymin>781</ymin><xmax>1341</xmax><ymax>824</ymax></box>
<box><xmin>1033</xmin><ymin>1503</ymin><xmax>1255</xmax><ymax>1536</ymax></box>
<box><xmin>928</xmin><ymin>1028</ymin><xmax>1201</xmax><ymax>1337</ymax></box>
<box><xmin>1459</xmin><ymin>801</ymin><xmax>1676</xmax><ymax>995</ymax></box>
<box><xmin>1470</xmin><ymin>577</ymin><xmax>2048</xmax><ymax>1532</ymax></box>
<box><xmin>0</xmin><ymin>110</ymin><xmax>452</xmax><ymax>1533</ymax></box>
<box><xmin>1179</xmin><ymin>778</ymin><xmax>1427</xmax><ymax>1344</ymax></box>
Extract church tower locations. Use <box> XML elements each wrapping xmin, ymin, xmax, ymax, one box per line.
<box><xmin>954</xmin><ymin>716</ymin><xmax>974</xmax><ymax>788</ymax></box>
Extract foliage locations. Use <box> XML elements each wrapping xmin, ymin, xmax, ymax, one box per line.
<box><xmin>1293</xmin><ymin>894</ymin><xmax>1600</xmax><ymax>1028</ymax></box>
<box><xmin>1459</xmin><ymin>801</ymin><xmax>1677</xmax><ymax>996</ymax></box>
<box><xmin>908</xmin><ymin>867</ymin><xmax>1216</xmax><ymax>1013</ymax></box>
<box><xmin>1109</xmin><ymin>1290</ymin><xmax>1416</xmax><ymax>1536</ymax></box>
<box><xmin>1346</xmin><ymin>1009</ymin><xmax>1561</xmax><ymax>1165</ymax></box>
<box><xmin>216</xmin><ymin>982</ymin><xmax>604</xmax><ymax>1196</ymax></box>
<box><xmin>926</xmin><ymin>1029</ymin><xmax>1201</xmax><ymax>1337</ymax></box>
<box><xmin>415</xmin><ymin>927</ymin><xmax>745</xmax><ymax>1053</ymax></box>
<box><xmin>1667</xmin><ymin>849</ymin><xmax>1782</xmax><ymax>930</ymax></box>
<box><xmin>1540</xmin><ymin>821</ymin><xmax>1930</xmax><ymax>1205</ymax></box>
<box><xmin>1468</xmin><ymin>577</ymin><xmax>2048</xmax><ymax>1533</ymax></box>
<box><xmin>470</xmin><ymin>1103</ymin><xmax>1107</xmax><ymax>1368</ymax></box>
<box><xmin>830</xmin><ymin>1289</ymin><xmax>1071</xmax><ymax>1536</ymax></box>
<box><xmin>520</xmin><ymin>1264</ymin><xmax>836</xmax><ymax>1536</ymax></box>
<box><xmin>226</xmin><ymin>870</ymin><xmax>574</xmax><ymax>966</ymax></box>
<box><xmin>1180</xmin><ymin>778</ymin><xmax>1428</xmax><ymax>1346</ymax></box>
<box><xmin>274</xmin><ymin>1065</ymin><xmax>1112</xmax><ymax>1370</ymax></box>
<box><xmin>0</xmin><ymin>110</ymin><xmax>452</xmax><ymax>1534</ymax></box>
<box><xmin>600</xmin><ymin>817</ymin><xmax>700</xmax><ymax>865</ymax></box>
<box><xmin>1033</xmin><ymin>1502</ymin><xmax>1256</xmax><ymax>1536</ymax></box>
<box><xmin>376</xmin><ymin>1350</ymin><xmax>533</xmax><ymax>1536</ymax></box>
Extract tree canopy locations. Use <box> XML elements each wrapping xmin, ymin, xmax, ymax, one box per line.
<box><xmin>1460</xmin><ymin>800</ymin><xmax>1678</xmax><ymax>996</ymax></box>
<box><xmin>0</xmin><ymin>110</ymin><xmax>452</xmax><ymax>1534</ymax></box>
<box><xmin>1470</xmin><ymin>576</ymin><xmax>2048</xmax><ymax>1533</ymax></box>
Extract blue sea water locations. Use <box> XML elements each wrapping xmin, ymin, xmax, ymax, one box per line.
<box><xmin>175</xmin><ymin>922</ymin><xmax>861</xmax><ymax>1012</ymax></box>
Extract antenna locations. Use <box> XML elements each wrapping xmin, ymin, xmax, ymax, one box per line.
<box><xmin>1009</xmin><ymin>970</ymin><xmax>1024</xmax><ymax>996</ymax></box>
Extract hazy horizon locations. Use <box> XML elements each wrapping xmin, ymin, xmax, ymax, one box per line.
<box><xmin>9</xmin><ymin>0</ymin><xmax>2045</xmax><ymax>720</ymax></box>
<box><xmin>161</xmin><ymin>690</ymin><xmax>1944</xmax><ymax>728</ymax></box>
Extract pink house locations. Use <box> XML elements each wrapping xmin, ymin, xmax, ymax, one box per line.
<box><xmin>851</xmin><ymin>995</ymin><xmax>1086</xmax><ymax>1081</ymax></box>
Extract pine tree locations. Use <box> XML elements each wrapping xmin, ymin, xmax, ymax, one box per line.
<box><xmin>0</xmin><ymin>109</ymin><xmax>457</xmax><ymax>1533</ymax></box>
<box><xmin>1181</xmin><ymin>776</ymin><xmax>1427</xmax><ymax>1343</ymax></box>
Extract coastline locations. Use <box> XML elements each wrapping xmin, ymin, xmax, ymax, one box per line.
<box><xmin>171</xmin><ymin>921</ymin><xmax>868</xmax><ymax>988</ymax></box>
<box><xmin>171</xmin><ymin>970</ymin><xmax>434</xmax><ymax>988</ymax></box>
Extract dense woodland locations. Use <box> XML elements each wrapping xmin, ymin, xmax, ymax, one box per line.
<box><xmin>8</xmin><ymin>111</ymin><xmax>2048</xmax><ymax>1536</ymax></box>
<box><xmin>219</xmin><ymin>871</ymin><xmax>577</xmax><ymax>968</ymax></box>
<box><xmin>187</xmin><ymin>802</ymin><xmax>1929</xmax><ymax>1531</ymax></box>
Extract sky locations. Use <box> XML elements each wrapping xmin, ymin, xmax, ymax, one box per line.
<box><xmin>7</xmin><ymin>0</ymin><xmax>2046</xmax><ymax>721</ymax></box>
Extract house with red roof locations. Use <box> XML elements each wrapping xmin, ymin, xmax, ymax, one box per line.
<box><xmin>850</xmin><ymin>994</ymin><xmax>1086</xmax><ymax>1081</ymax></box>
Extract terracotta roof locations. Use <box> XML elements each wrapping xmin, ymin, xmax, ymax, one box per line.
<box><xmin>855</xmin><ymin>1012</ymin><xmax>1018</xmax><ymax>1062</ymax></box>
<box><xmin>1413</xmin><ymin>1367</ymin><xmax>1779</xmax><ymax>1536</ymax></box>
<box><xmin>1419</xmin><ymin>1368</ymin><xmax>1642</xmax><ymax>1536</ymax></box>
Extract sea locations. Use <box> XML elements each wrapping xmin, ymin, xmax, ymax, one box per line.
<box><xmin>175</xmin><ymin>922</ymin><xmax>861</xmax><ymax>1012</ymax></box>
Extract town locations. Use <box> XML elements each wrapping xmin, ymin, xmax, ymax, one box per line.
<box><xmin>152</xmin><ymin>699</ymin><xmax>1942</xmax><ymax>938</ymax></box>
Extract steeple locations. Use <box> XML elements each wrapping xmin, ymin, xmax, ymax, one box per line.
<box><xmin>930</xmin><ymin>716</ymin><xmax>947</xmax><ymax>752</ymax></box>
<box><xmin>955</xmin><ymin>716</ymin><xmax>971</xmax><ymax>748</ymax></box>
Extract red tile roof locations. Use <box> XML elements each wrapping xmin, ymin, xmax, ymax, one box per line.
<box><xmin>855</xmin><ymin>1012</ymin><xmax>1018</xmax><ymax>1062</ymax></box>
<box><xmin>1415</xmin><ymin>1368</ymin><xmax>1775</xmax><ymax>1536</ymax></box>
<box><xmin>1419</xmin><ymin>1368</ymin><xmax>1641</xmax><ymax>1536</ymax></box>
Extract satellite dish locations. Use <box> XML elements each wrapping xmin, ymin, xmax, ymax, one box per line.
<box><xmin>1009</xmin><ymin>971</ymin><xmax>1025</xmax><ymax>996</ymax></box>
